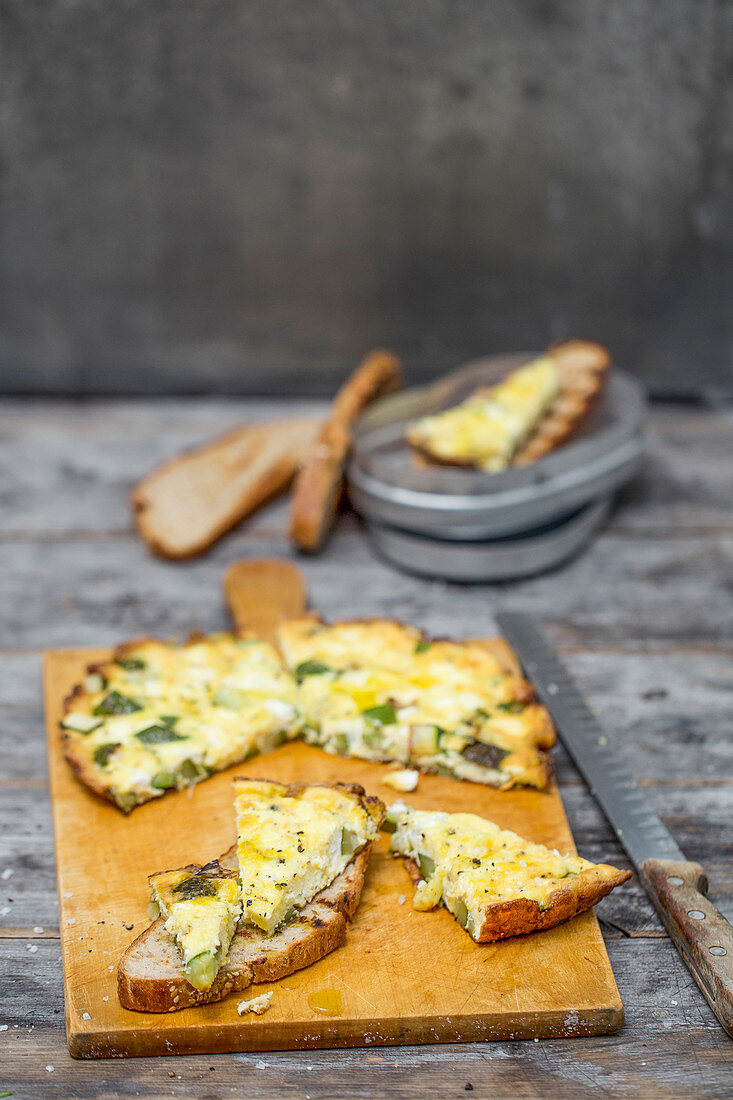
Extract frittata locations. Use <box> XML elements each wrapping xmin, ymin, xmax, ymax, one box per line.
<box><xmin>61</xmin><ymin>633</ymin><xmax>299</xmax><ymax>811</ymax></box>
<box><xmin>386</xmin><ymin>802</ymin><xmax>631</xmax><ymax>942</ymax></box>
<box><xmin>406</xmin><ymin>356</ymin><xmax>560</xmax><ymax>471</ymax></box>
<box><xmin>62</xmin><ymin>619</ymin><xmax>555</xmax><ymax>811</ymax></box>
<box><xmin>277</xmin><ymin>617</ymin><xmax>555</xmax><ymax>789</ymax></box>
<box><xmin>234</xmin><ymin>779</ymin><xmax>383</xmax><ymax>935</ymax></box>
<box><xmin>148</xmin><ymin>860</ymin><xmax>242</xmax><ymax>991</ymax></box>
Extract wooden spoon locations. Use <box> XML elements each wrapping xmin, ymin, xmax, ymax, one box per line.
<box><xmin>224</xmin><ymin>559</ymin><xmax>307</xmax><ymax>643</ymax></box>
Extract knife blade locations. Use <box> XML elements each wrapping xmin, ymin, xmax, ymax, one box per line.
<box><xmin>496</xmin><ymin>611</ymin><xmax>733</xmax><ymax>1038</ymax></box>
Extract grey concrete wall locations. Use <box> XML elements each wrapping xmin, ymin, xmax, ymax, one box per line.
<box><xmin>1</xmin><ymin>0</ymin><xmax>731</xmax><ymax>397</ymax></box>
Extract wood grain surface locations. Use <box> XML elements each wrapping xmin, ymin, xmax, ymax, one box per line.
<box><xmin>2</xmin><ymin>397</ymin><xmax>733</xmax><ymax>1097</ymax></box>
<box><xmin>44</xmin><ymin>647</ymin><xmax>623</xmax><ymax>1057</ymax></box>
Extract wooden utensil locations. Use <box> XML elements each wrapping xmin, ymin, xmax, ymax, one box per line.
<box><xmin>224</xmin><ymin>559</ymin><xmax>307</xmax><ymax>641</ymax></box>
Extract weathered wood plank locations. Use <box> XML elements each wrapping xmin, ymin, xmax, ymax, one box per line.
<box><xmin>2</xmin><ymin>940</ymin><xmax>732</xmax><ymax>1097</ymax></box>
<box><xmin>1</xmin><ymin>525</ymin><xmax>731</xmax><ymax>650</ymax></box>
<box><xmin>0</xmin><ymin>400</ymin><xmax>731</xmax><ymax>538</ymax></box>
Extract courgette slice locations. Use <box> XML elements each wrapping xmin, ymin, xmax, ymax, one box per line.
<box><xmin>60</xmin><ymin>712</ymin><xmax>103</xmax><ymax>735</ymax></box>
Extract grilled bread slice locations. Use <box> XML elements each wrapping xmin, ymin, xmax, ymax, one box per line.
<box><xmin>61</xmin><ymin>633</ymin><xmax>300</xmax><ymax>812</ymax></box>
<box><xmin>276</xmin><ymin>616</ymin><xmax>555</xmax><ymax>790</ymax></box>
<box><xmin>118</xmin><ymin>844</ymin><xmax>371</xmax><ymax>1012</ymax></box>
<box><xmin>386</xmin><ymin>803</ymin><xmax>631</xmax><ymax>942</ymax></box>
<box><xmin>133</xmin><ymin>416</ymin><xmax>320</xmax><ymax>560</ymax></box>
<box><xmin>406</xmin><ymin>339</ymin><xmax>610</xmax><ymax>472</ymax></box>
<box><xmin>234</xmin><ymin>779</ymin><xmax>383</xmax><ymax>935</ymax></box>
<box><xmin>148</xmin><ymin>860</ymin><xmax>242</xmax><ymax>991</ymax></box>
<box><xmin>289</xmin><ymin>349</ymin><xmax>402</xmax><ymax>553</ymax></box>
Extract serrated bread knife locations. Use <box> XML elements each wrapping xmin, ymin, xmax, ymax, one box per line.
<box><xmin>496</xmin><ymin>612</ymin><xmax>733</xmax><ymax>1038</ymax></box>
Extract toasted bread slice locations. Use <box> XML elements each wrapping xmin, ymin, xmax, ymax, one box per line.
<box><xmin>387</xmin><ymin>803</ymin><xmax>631</xmax><ymax>942</ymax></box>
<box><xmin>118</xmin><ymin>844</ymin><xmax>371</xmax><ymax>1012</ymax></box>
<box><xmin>234</xmin><ymin>779</ymin><xmax>384</xmax><ymax>935</ymax></box>
<box><xmin>289</xmin><ymin>349</ymin><xmax>402</xmax><ymax>553</ymax></box>
<box><xmin>407</xmin><ymin>340</ymin><xmax>610</xmax><ymax>472</ymax></box>
<box><xmin>276</xmin><ymin>616</ymin><xmax>555</xmax><ymax>790</ymax></box>
<box><xmin>133</xmin><ymin>416</ymin><xmax>320</xmax><ymax>559</ymax></box>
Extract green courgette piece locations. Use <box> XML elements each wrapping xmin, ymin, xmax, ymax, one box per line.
<box><xmin>332</xmin><ymin>733</ymin><xmax>349</xmax><ymax>755</ymax></box>
<box><xmin>60</xmin><ymin>713</ymin><xmax>103</xmax><ymax>735</ymax></box>
<box><xmin>496</xmin><ymin>701</ymin><xmax>526</xmax><ymax>714</ymax></box>
<box><xmin>172</xmin><ymin>876</ymin><xmax>218</xmax><ymax>900</ymax></box>
<box><xmin>461</xmin><ymin>741</ymin><xmax>509</xmax><ymax>770</ymax></box>
<box><xmin>93</xmin><ymin>691</ymin><xmax>142</xmax><ymax>716</ymax></box>
<box><xmin>410</xmin><ymin>725</ymin><xmax>440</xmax><ymax>755</ymax></box>
<box><xmin>414</xmin><ymin>640</ymin><xmax>431</xmax><ymax>653</ymax></box>
<box><xmin>185</xmin><ymin>951</ymin><xmax>219</xmax><ymax>991</ymax></box>
<box><xmin>294</xmin><ymin>660</ymin><xmax>332</xmax><ymax>682</ymax></box>
<box><xmin>341</xmin><ymin>827</ymin><xmax>359</xmax><ymax>856</ymax></box>
<box><xmin>135</xmin><ymin>725</ymin><xmax>187</xmax><ymax>745</ymax></box>
<box><xmin>418</xmin><ymin>853</ymin><xmax>436</xmax><ymax>879</ymax></box>
<box><xmin>83</xmin><ymin>672</ymin><xmax>107</xmax><ymax>694</ymax></box>
<box><xmin>93</xmin><ymin>742</ymin><xmax>121</xmax><ymax>767</ymax></box>
<box><xmin>453</xmin><ymin>899</ymin><xmax>469</xmax><ymax>928</ymax></box>
<box><xmin>362</xmin><ymin>703</ymin><xmax>397</xmax><ymax>726</ymax></box>
<box><xmin>179</xmin><ymin>758</ymin><xmax>206</xmax><ymax>782</ymax></box>
<box><xmin>212</xmin><ymin>686</ymin><xmax>245</xmax><ymax>710</ymax></box>
<box><xmin>159</xmin><ymin>715</ymin><xmax>179</xmax><ymax>728</ymax></box>
<box><xmin>363</xmin><ymin>728</ymin><xmax>384</xmax><ymax>749</ymax></box>
<box><xmin>117</xmin><ymin>657</ymin><xmax>146</xmax><ymax>671</ymax></box>
<box><xmin>151</xmin><ymin>770</ymin><xmax>178</xmax><ymax>790</ymax></box>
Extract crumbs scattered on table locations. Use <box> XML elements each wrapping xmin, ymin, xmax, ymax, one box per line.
<box><xmin>238</xmin><ymin>992</ymin><xmax>273</xmax><ymax>1016</ymax></box>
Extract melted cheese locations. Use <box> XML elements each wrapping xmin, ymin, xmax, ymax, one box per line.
<box><xmin>407</xmin><ymin>356</ymin><xmax>559</xmax><ymax>471</ymax></box>
<box><xmin>388</xmin><ymin>803</ymin><xmax>593</xmax><ymax>939</ymax></box>
<box><xmin>234</xmin><ymin>780</ymin><xmax>377</xmax><ymax>935</ymax></box>
<box><xmin>150</xmin><ymin>866</ymin><xmax>242</xmax><ymax>990</ymax></box>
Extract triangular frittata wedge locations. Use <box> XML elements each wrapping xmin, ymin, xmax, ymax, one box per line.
<box><xmin>386</xmin><ymin>802</ymin><xmax>631</xmax><ymax>942</ymax></box>
<box><xmin>234</xmin><ymin>779</ymin><xmax>383</xmax><ymax>935</ymax></box>
<box><xmin>406</xmin><ymin>339</ymin><xmax>610</xmax><ymax>472</ymax></box>
<box><xmin>147</xmin><ymin>860</ymin><xmax>242</xmax><ymax>992</ymax></box>
<box><xmin>118</xmin><ymin>844</ymin><xmax>371</xmax><ymax>1012</ymax></box>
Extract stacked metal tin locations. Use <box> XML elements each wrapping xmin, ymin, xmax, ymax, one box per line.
<box><xmin>347</xmin><ymin>352</ymin><xmax>647</xmax><ymax>582</ymax></box>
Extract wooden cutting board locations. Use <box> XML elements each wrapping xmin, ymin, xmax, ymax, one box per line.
<box><xmin>44</xmin><ymin>562</ymin><xmax>624</xmax><ymax>1058</ymax></box>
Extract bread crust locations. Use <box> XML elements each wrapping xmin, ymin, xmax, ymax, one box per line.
<box><xmin>403</xmin><ymin>856</ymin><xmax>631</xmax><ymax>943</ymax></box>
<box><xmin>117</xmin><ymin>846</ymin><xmax>371</xmax><ymax>1013</ymax></box>
<box><xmin>132</xmin><ymin>416</ymin><xmax>320</xmax><ymax>560</ymax></box>
<box><xmin>289</xmin><ymin>349</ymin><xmax>402</xmax><ymax>553</ymax></box>
<box><xmin>410</xmin><ymin>339</ymin><xmax>611</xmax><ymax>471</ymax></box>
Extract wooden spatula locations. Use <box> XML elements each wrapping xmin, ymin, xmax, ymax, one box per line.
<box><xmin>224</xmin><ymin>559</ymin><xmax>307</xmax><ymax>643</ymax></box>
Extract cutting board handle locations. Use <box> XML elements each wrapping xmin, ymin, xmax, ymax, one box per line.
<box><xmin>641</xmin><ymin>858</ymin><xmax>733</xmax><ymax>1037</ymax></box>
<box><xmin>224</xmin><ymin>559</ymin><xmax>307</xmax><ymax>643</ymax></box>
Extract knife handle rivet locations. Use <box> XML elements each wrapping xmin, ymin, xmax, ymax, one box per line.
<box><xmin>688</xmin><ymin>910</ymin><xmax>706</xmax><ymax>921</ymax></box>
<box><xmin>709</xmin><ymin>946</ymin><xmax>727</xmax><ymax>957</ymax></box>
<box><xmin>667</xmin><ymin>876</ymin><xmax>684</xmax><ymax>886</ymax></box>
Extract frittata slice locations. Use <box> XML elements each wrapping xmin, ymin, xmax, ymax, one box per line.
<box><xmin>277</xmin><ymin>617</ymin><xmax>555</xmax><ymax>789</ymax></box>
<box><xmin>233</xmin><ymin>779</ymin><xmax>383</xmax><ymax>936</ymax></box>
<box><xmin>406</xmin><ymin>355</ymin><xmax>559</xmax><ymax>471</ymax></box>
<box><xmin>61</xmin><ymin>632</ymin><xmax>300</xmax><ymax>812</ymax></box>
<box><xmin>148</xmin><ymin>860</ymin><xmax>242</xmax><ymax>991</ymax></box>
<box><xmin>386</xmin><ymin>803</ymin><xmax>631</xmax><ymax>942</ymax></box>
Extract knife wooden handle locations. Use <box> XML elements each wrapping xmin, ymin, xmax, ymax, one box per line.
<box><xmin>224</xmin><ymin>559</ymin><xmax>307</xmax><ymax>644</ymax></box>
<box><xmin>641</xmin><ymin>858</ymin><xmax>733</xmax><ymax>1036</ymax></box>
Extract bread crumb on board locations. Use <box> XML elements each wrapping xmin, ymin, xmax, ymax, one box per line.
<box><xmin>381</xmin><ymin>769</ymin><xmax>419</xmax><ymax>793</ymax></box>
<box><xmin>237</xmin><ymin>991</ymin><xmax>273</xmax><ymax>1016</ymax></box>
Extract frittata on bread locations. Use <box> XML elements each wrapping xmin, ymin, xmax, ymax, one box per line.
<box><xmin>277</xmin><ymin>617</ymin><xmax>555</xmax><ymax>790</ymax></box>
<box><xmin>406</xmin><ymin>340</ymin><xmax>611</xmax><ymax>472</ymax></box>
<box><xmin>407</xmin><ymin>356</ymin><xmax>559</xmax><ymax>471</ymax></box>
<box><xmin>148</xmin><ymin>860</ymin><xmax>242</xmax><ymax>991</ymax></box>
<box><xmin>386</xmin><ymin>803</ymin><xmax>631</xmax><ymax>942</ymax></box>
<box><xmin>61</xmin><ymin>633</ymin><xmax>300</xmax><ymax>812</ymax></box>
<box><xmin>233</xmin><ymin>779</ymin><xmax>383</xmax><ymax>936</ymax></box>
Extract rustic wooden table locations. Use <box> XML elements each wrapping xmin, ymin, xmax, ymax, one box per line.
<box><xmin>1</xmin><ymin>397</ymin><xmax>732</xmax><ymax>1098</ymax></box>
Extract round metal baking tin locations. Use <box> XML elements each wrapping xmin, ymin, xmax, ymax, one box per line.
<box><xmin>364</xmin><ymin>498</ymin><xmax>610</xmax><ymax>583</ymax></box>
<box><xmin>347</xmin><ymin>355</ymin><xmax>646</xmax><ymax>540</ymax></box>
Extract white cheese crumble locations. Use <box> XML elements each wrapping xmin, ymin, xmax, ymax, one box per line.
<box><xmin>237</xmin><ymin>991</ymin><xmax>273</xmax><ymax>1016</ymax></box>
<box><xmin>381</xmin><ymin>769</ymin><xmax>419</xmax><ymax>793</ymax></box>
